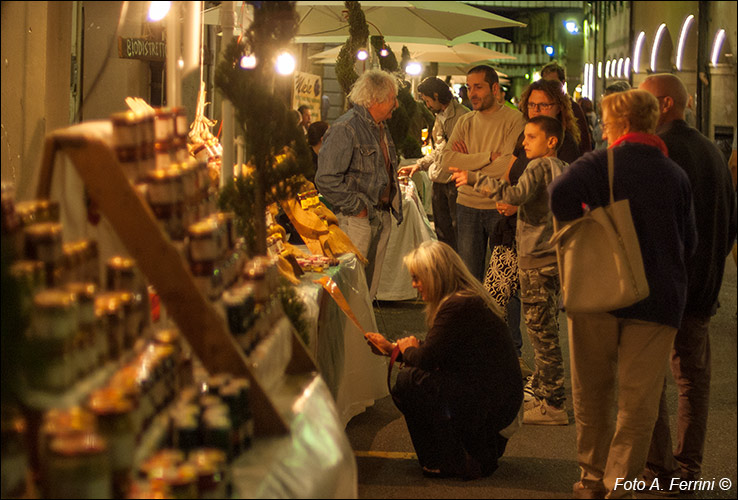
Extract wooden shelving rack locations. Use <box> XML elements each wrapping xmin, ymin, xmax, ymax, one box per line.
<box><xmin>35</xmin><ymin>121</ymin><xmax>317</xmax><ymax>437</ymax></box>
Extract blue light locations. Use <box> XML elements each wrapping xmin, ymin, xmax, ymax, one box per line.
<box><xmin>565</xmin><ymin>21</ymin><xmax>579</xmax><ymax>34</ymax></box>
<box><xmin>544</xmin><ymin>45</ymin><xmax>555</xmax><ymax>56</ymax></box>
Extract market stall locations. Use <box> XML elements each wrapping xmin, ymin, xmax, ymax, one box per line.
<box><xmin>296</xmin><ymin>253</ymin><xmax>389</xmax><ymax>425</ymax></box>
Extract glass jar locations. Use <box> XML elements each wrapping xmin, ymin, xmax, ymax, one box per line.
<box><xmin>64</xmin><ymin>282</ymin><xmax>98</xmax><ymax>377</ymax></box>
<box><xmin>27</xmin><ymin>289</ymin><xmax>79</xmax><ymax>390</ymax></box>
<box><xmin>88</xmin><ymin>387</ymin><xmax>137</xmax><ymax>499</ymax></box>
<box><xmin>95</xmin><ymin>293</ymin><xmax>125</xmax><ymax>361</ymax></box>
<box><xmin>46</xmin><ymin>432</ymin><xmax>112</xmax><ymax>499</ymax></box>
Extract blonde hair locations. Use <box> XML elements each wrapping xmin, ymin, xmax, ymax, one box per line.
<box><xmin>601</xmin><ymin>89</ymin><xmax>660</xmax><ymax>134</ymax></box>
<box><xmin>347</xmin><ymin>69</ymin><xmax>398</xmax><ymax>108</ymax></box>
<box><xmin>403</xmin><ymin>241</ymin><xmax>502</xmax><ymax>327</ymax></box>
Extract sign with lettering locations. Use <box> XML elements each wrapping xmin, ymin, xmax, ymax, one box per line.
<box><xmin>293</xmin><ymin>72</ymin><xmax>323</xmax><ymax>120</ymax></box>
<box><xmin>118</xmin><ymin>37</ymin><xmax>166</xmax><ymax>61</ymax></box>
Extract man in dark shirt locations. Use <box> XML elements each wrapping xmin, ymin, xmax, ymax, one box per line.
<box><xmin>640</xmin><ymin>74</ymin><xmax>737</xmax><ymax>486</ymax></box>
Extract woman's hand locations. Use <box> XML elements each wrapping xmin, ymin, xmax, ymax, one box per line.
<box><xmin>364</xmin><ymin>332</ymin><xmax>394</xmax><ymax>356</ymax></box>
<box><xmin>397</xmin><ymin>336</ymin><xmax>420</xmax><ymax>354</ymax></box>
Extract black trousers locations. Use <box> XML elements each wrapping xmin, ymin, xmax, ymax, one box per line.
<box><xmin>431</xmin><ymin>181</ymin><xmax>458</xmax><ymax>251</ymax></box>
<box><xmin>391</xmin><ymin>365</ymin><xmax>509</xmax><ymax>478</ymax></box>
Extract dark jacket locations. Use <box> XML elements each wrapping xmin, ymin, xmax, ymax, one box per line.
<box><xmin>659</xmin><ymin>120</ymin><xmax>737</xmax><ymax>317</ymax></box>
<box><xmin>548</xmin><ymin>142</ymin><xmax>697</xmax><ymax>329</ymax></box>
<box><xmin>402</xmin><ymin>293</ymin><xmax>522</xmax><ymax>428</ymax></box>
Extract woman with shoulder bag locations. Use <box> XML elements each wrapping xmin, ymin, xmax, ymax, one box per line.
<box><xmin>547</xmin><ymin>89</ymin><xmax>697</xmax><ymax>498</ymax></box>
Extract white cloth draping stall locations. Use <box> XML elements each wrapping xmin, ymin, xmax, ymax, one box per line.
<box><xmin>376</xmin><ymin>177</ymin><xmax>437</xmax><ymax>301</ymax></box>
<box><xmin>295</xmin><ymin>253</ymin><xmax>389</xmax><ymax>426</ymax></box>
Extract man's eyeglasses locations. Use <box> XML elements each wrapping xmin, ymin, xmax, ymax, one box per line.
<box><xmin>527</xmin><ymin>102</ymin><xmax>556</xmax><ymax>111</ymax></box>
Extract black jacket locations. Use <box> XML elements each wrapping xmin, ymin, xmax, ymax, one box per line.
<box><xmin>659</xmin><ymin>120</ymin><xmax>737</xmax><ymax>316</ymax></box>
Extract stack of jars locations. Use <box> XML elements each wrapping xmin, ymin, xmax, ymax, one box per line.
<box><xmin>186</xmin><ymin>212</ymin><xmax>244</xmax><ymax>300</ymax></box>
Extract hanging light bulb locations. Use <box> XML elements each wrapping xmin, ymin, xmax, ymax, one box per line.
<box><xmin>240</xmin><ymin>54</ymin><xmax>257</xmax><ymax>69</ymax></box>
<box><xmin>379</xmin><ymin>47</ymin><xmax>389</xmax><ymax>57</ymax></box>
<box><xmin>356</xmin><ymin>48</ymin><xmax>369</xmax><ymax>61</ymax></box>
<box><xmin>405</xmin><ymin>62</ymin><xmax>422</xmax><ymax>76</ymax></box>
<box><xmin>276</xmin><ymin>52</ymin><xmax>296</xmax><ymax>75</ymax></box>
<box><xmin>148</xmin><ymin>1</ymin><xmax>171</xmax><ymax>22</ymax></box>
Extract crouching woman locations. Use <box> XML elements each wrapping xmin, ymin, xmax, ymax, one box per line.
<box><xmin>366</xmin><ymin>241</ymin><xmax>523</xmax><ymax>479</ymax></box>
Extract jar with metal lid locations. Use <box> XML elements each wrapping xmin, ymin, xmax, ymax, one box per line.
<box><xmin>45</xmin><ymin>431</ymin><xmax>112</xmax><ymax>499</ymax></box>
<box><xmin>15</xmin><ymin>199</ymin><xmax>60</xmax><ymax>228</ymax></box>
<box><xmin>10</xmin><ymin>260</ymin><xmax>45</xmax><ymax>321</ymax></box>
<box><xmin>78</xmin><ymin>239</ymin><xmax>100</xmax><ymax>285</ymax></box>
<box><xmin>95</xmin><ymin>293</ymin><xmax>125</xmax><ymax>361</ymax></box>
<box><xmin>109</xmin><ymin>290</ymin><xmax>137</xmax><ymax>350</ymax></box>
<box><xmin>27</xmin><ymin>289</ymin><xmax>79</xmax><ymax>390</ymax></box>
<box><xmin>189</xmin><ymin>452</ymin><xmax>227</xmax><ymax>499</ymax></box>
<box><xmin>228</xmin><ymin>378</ymin><xmax>254</xmax><ymax>449</ymax></box>
<box><xmin>187</xmin><ymin>218</ymin><xmax>222</xmax><ymax>263</ymax></box>
<box><xmin>138</xmin><ymin>448</ymin><xmax>185</xmax><ymax>480</ymax></box>
<box><xmin>150</xmin><ymin>201</ymin><xmax>186</xmax><ymax>241</ymax></box>
<box><xmin>1</xmin><ymin>405</ymin><xmax>29</xmax><ymax>499</ymax></box>
<box><xmin>146</xmin><ymin>167</ymin><xmax>185</xmax><ymax>206</ymax></box>
<box><xmin>106</xmin><ymin>256</ymin><xmax>139</xmax><ymax>292</ymax></box>
<box><xmin>111</xmin><ymin>110</ymin><xmax>141</xmax><ymax>183</ymax></box>
<box><xmin>201</xmin><ymin>410</ymin><xmax>233</xmax><ymax>460</ymax></box>
<box><xmin>23</xmin><ymin>222</ymin><xmax>63</xmax><ymax>266</ymax></box>
<box><xmin>88</xmin><ymin>387</ymin><xmax>136</xmax><ymax>498</ymax></box>
<box><xmin>210</xmin><ymin>211</ymin><xmax>236</xmax><ymax>250</ymax></box>
<box><xmin>242</xmin><ymin>258</ymin><xmax>269</xmax><ymax>304</ymax></box>
<box><xmin>107</xmin><ymin>365</ymin><xmax>144</xmax><ymax>436</ymax></box>
<box><xmin>37</xmin><ymin>407</ymin><xmax>97</xmax><ymax>483</ymax></box>
<box><xmin>171</xmin><ymin>414</ymin><xmax>200</xmax><ymax>454</ymax></box>
<box><xmin>160</xmin><ymin>463</ymin><xmax>198</xmax><ymax>500</ymax></box>
<box><xmin>64</xmin><ymin>282</ymin><xmax>98</xmax><ymax>377</ymax></box>
<box><xmin>135</xmin><ymin>112</ymin><xmax>156</xmax><ymax>179</ymax></box>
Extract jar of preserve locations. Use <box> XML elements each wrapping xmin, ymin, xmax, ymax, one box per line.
<box><xmin>46</xmin><ymin>432</ymin><xmax>112</xmax><ymax>499</ymax></box>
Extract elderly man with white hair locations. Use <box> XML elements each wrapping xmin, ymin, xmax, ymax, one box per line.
<box><xmin>316</xmin><ymin>69</ymin><xmax>403</xmax><ymax>299</ymax></box>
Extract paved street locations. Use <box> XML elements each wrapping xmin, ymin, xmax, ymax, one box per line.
<box><xmin>346</xmin><ymin>257</ymin><xmax>737</xmax><ymax>499</ymax></box>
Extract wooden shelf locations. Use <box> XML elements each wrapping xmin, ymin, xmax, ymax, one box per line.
<box><xmin>35</xmin><ymin>121</ymin><xmax>315</xmax><ymax>436</ymax></box>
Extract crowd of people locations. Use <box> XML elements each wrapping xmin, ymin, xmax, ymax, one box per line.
<box><xmin>305</xmin><ymin>62</ymin><xmax>735</xmax><ymax>497</ymax></box>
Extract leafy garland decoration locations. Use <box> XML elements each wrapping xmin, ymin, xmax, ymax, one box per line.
<box><xmin>335</xmin><ymin>1</ymin><xmax>369</xmax><ymax>97</ymax></box>
<box><xmin>215</xmin><ymin>2</ymin><xmax>313</xmax><ymax>256</ymax></box>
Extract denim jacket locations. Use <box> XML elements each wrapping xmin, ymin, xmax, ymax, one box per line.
<box><xmin>316</xmin><ymin>105</ymin><xmax>403</xmax><ymax>224</ymax></box>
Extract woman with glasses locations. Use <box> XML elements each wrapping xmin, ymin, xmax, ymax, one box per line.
<box><xmin>365</xmin><ymin>240</ymin><xmax>523</xmax><ymax>480</ymax></box>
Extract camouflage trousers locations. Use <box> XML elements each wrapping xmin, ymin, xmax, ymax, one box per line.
<box><xmin>519</xmin><ymin>263</ymin><xmax>565</xmax><ymax>408</ymax></box>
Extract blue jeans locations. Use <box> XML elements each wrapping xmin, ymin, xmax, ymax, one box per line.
<box><xmin>456</xmin><ymin>204</ymin><xmax>504</xmax><ymax>282</ymax></box>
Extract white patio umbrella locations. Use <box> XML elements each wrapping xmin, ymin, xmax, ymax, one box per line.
<box><xmin>310</xmin><ymin>42</ymin><xmax>515</xmax><ymax>65</ymax></box>
<box><xmin>294</xmin><ymin>29</ymin><xmax>511</xmax><ymax>45</ymax></box>
<box><xmin>296</xmin><ymin>1</ymin><xmax>525</xmax><ymax>41</ymax></box>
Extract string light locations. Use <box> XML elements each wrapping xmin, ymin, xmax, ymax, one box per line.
<box><xmin>240</xmin><ymin>54</ymin><xmax>256</xmax><ymax>69</ymax></box>
<box><xmin>276</xmin><ymin>52</ymin><xmax>296</xmax><ymax>75</ymax></box>
<box><xmin>148</xmin><ymin>1</ymin><xmax>171</xmax><ymax>22</ymax></box>
<box><xmin>405</xmin><ymin>62</ymin><xmax>422</xmax><ymax>76</ymax></box>
<box><xmin>356</xmin><ymin>49</ymin><xmax>369</xmax><ymax>61</ymax></box>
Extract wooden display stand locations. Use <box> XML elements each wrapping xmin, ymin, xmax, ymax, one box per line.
<box><xmin>35</xmin><ymin>121</ymin><xmax>317</xmax><ymax>436</ymax></box>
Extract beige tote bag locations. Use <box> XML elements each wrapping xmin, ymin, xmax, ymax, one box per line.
<box><xmin>550</xmin><ymin>148</ymin><xmax>649</xmax><ymax>313</ymax></box>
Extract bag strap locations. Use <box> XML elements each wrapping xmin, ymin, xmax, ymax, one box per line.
<box><xmin>387</xmin><ymin>345</ymin><xmax>402</xmax><ymax>393</ymax></box>
<box><xmin>607</xmin><ymin>147</ymin><xmax>615</xmax><ymax>205</ymax></box>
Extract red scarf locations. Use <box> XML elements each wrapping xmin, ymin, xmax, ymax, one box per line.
<box><xmin>609</xmin><ymin>132</ymin><xmax>669</xmax><ymax>157</ymax></box>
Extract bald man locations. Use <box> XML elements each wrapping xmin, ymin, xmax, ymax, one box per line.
<box><xmin>639</xmin><ymin>74</ymin><xmax>737</xmax><ymax>489</ymax></box>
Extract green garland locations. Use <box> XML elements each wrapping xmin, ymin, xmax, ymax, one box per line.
<box><xmin>215</xmin><ymin>2</ymin><xmax>313</xmax><ymax>256</ymax></box>
<box><xmin>335</xmin><ymin>1</ymin><xmax>369</xmax><ymax>97</ymax></box>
